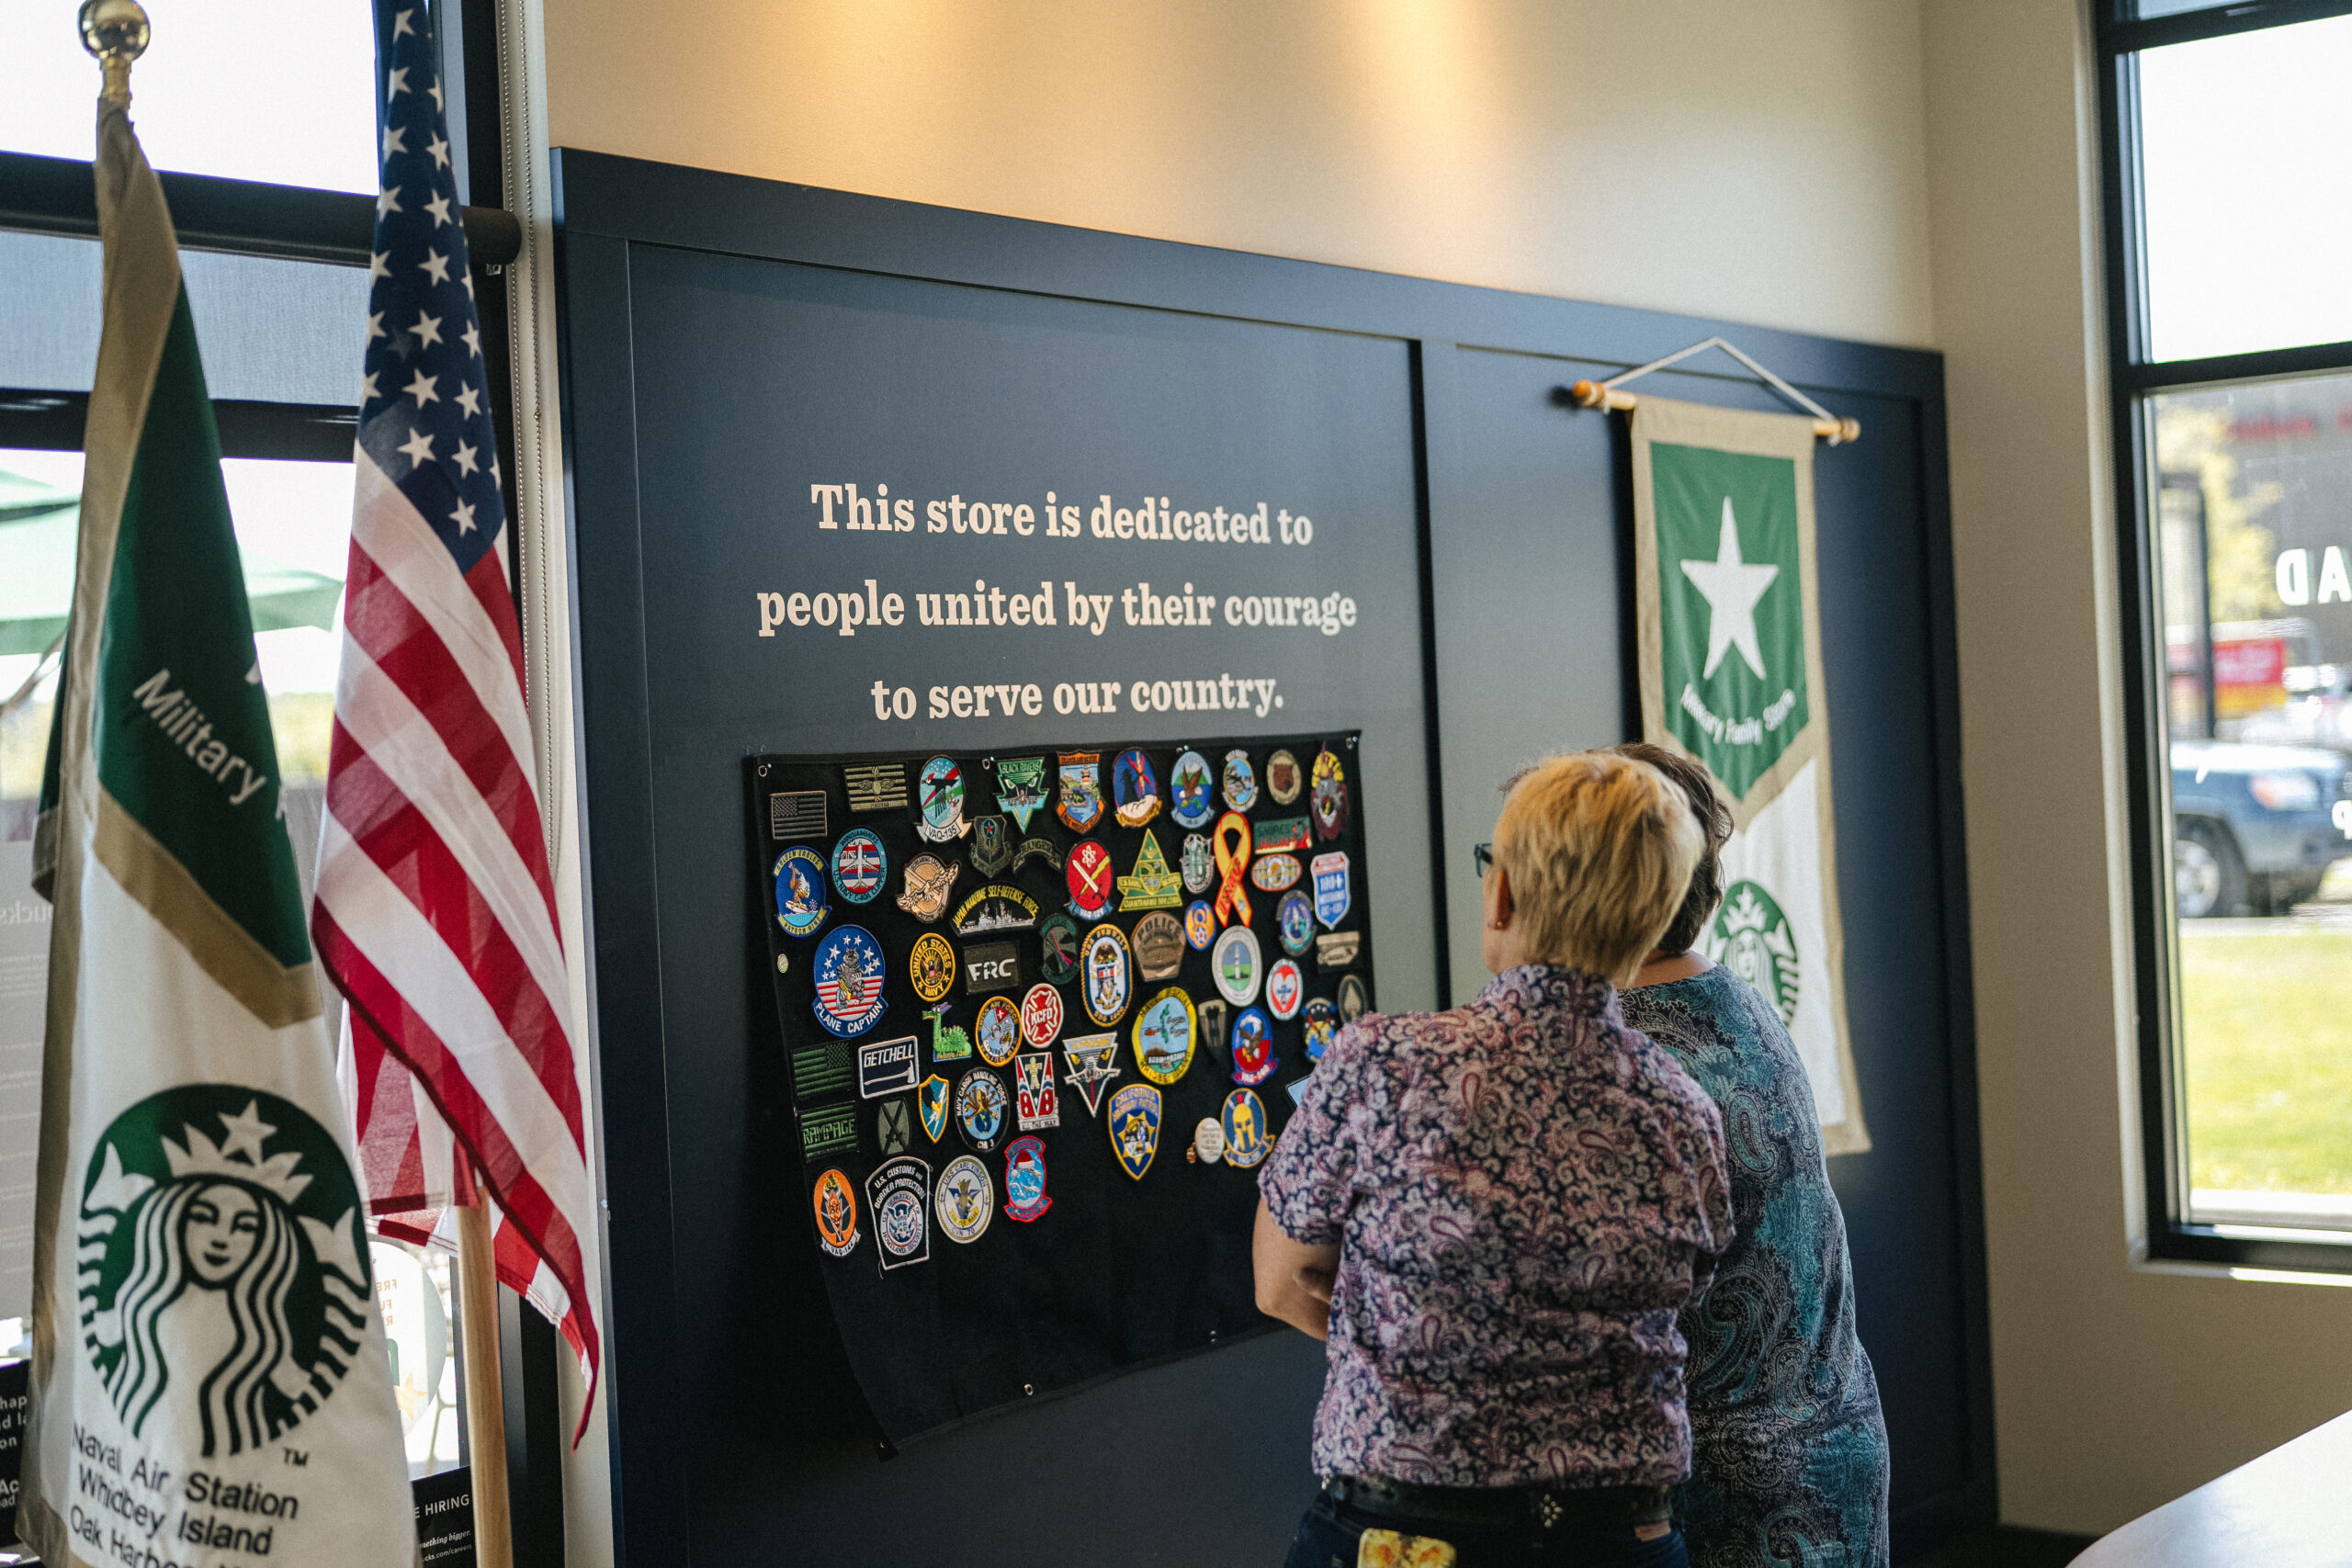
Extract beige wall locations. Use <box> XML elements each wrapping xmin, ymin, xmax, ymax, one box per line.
<box><xmin>543</xmin><ymin>0</ymin><xmax>1936</xmax><ymax>348</ymax></box>
<box><xmin>1922</xmin><ymin>0</ymin><xmax>2352</xmax><ymax>1536</ymax></box>
<box><xmin>537</xmin><ymin>0</ymin><xmax>2352</xmax><ymax>1540</ymax></box>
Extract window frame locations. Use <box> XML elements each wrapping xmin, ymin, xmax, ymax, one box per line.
<box><xmin>2099</xmin><ymin>0</ymin><xmax>2352</xmax><ymax>1272</ymax></box>
<box><xmin>0</xmin><ymin>4</ymin><xmax>565</xmax><ymax>1558</ymax></box>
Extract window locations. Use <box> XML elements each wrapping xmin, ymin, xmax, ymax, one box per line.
<box><xmin>2104</xmin><ymin>1</ymin><xmax>2352</xmax><ymax>1269</ymax></box>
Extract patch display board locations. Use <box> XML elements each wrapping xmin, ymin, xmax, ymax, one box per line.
<box><xmin>753</xmin><ymin>737</ymin><xmax>1372</xmax><ymax>1442</ymax></box>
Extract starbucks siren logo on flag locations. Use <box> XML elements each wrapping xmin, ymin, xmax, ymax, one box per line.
<box><xmin>1632</xmin><ymin>398</ymin><xmax>1868</xmax><ymax>1154</ymax></box>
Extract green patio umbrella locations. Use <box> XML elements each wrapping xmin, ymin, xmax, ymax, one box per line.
<box><xmin>0</xmin><ymin>467</ymin><xmax>345</xmax><ymax>658</ymax></box>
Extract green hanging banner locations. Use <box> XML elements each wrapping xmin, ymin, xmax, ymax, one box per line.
<box><xmin>1632</xmin><ymin>397</ymin><xmax>1869</xmax><ymax>1156</ymax></box>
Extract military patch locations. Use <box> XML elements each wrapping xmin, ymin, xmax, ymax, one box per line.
<box><xmin>975</xmin><ymin>995</ymin><xmax>1023</xmax><ymax>1066</ymax></box>
<box><xmin>1230</xmin><ymin>1006</ymin><xmax>1276</xmax><ymax>1085</ymax></box>
<box><xmin>1012</xmin><ymin>836</ymin><xmax>1064</xmax><ymax>874</ymax></box>
<box><xmin>995</xmin><ymin>756</ymin><xmax>1049</xmax><ymax>829</ymax></box>
<box><xmin>1315</xmin><ymin>931</ymin><xmax>1362</xmax><ymax>970</ymax></box>
<box><xmin>935</xmin><ymin>1155</ymin><xmax>994</xmax><ymax>1245</ymax></box>
<box><xmin>918</xmin><ymin>755</ymin><xmax>970</xmax><ymax>842</ymax></box>
<box><xmin>1116</xmin><ymin>830</ymin><xmax>1185</xmax><ymax>910</ymax></box>
<box><xmin>1278</xmin><ymin>890</ymin><xmax>1315</xmax><ymax>955</ymax></box>
<box><xmin>792</xmin><ymin>1036</ymin><xmax>853</xmax><ymax>1101</ymax></box>
<box><xmin>1082</xmin><ymin>923</ymin><xmax>1134</xmax><ymax>1025</ymax></box>
<box><xmin>1250</xmin><ymin>853</ymin><xmax>1302</xmax><ymax>893</ymax></box>
<box><xmin>1014</xmin><ymin>1053</ymin><xmax>1061</xmax><ymax>1130</ymax></box>
<box><xmin>1169</xmin><ymin>750</ymin><xmax>1216</xmax><ymax>828</ymax></box>
<box><xmin>1132</xmin><ymin>987</ymin><xmax>1198</xmax><ymax>1085</ymax></box>
<box><xmin>831</xmin><ymin>828</ymin><xmax>887</xmax><ymax>905</ymax></box>
<box><xmin>1191</xmin><ymin>1119</ymin><xmax>1226</xmax><ymax>1165</ymax></box>
<box><xmin>1057</xmin><ymin>751</ymin><xmax>1104</xmax><ymax>832</ymax></box>
<box><xmin>1060</xmin><ymin>1033</ymin><xmax>1124</xmax><ymax>1116</ymax></box>
<box><xmin>1221</xmin><ymin>748</ymin><xmax>1258</xmax><ymax>810</ymax></box>
<box><xmin>1212</xmin><ymin>811</ymin><xmax>1254</xmax><ymax>929</ymax></box>
<box><xmin>1038</xmin><ymin>913</ymin><xmax>1080</xmax><ymax>984</ymax></box>
<box><xmin>963</xmin><ymin>941</ymin><xmax>1023</xmax><ymax>997</ymax></box>
<box><xmin>876</xmin><ymin>1096</ymin><xmax>912</xmax><ymax>1156</ymax></box>
<box><xmin>1254</xmin><ymin>814</ymin><xmax>1312</xmax><ymax>854</ymax></box>
<box><xmin>1312</xmin><ymin>851</ymin><xmax>1352</xmax><ymax>929</ymax></box>
<box><xmin>910</xmin><ymin>932</ymin><xmax>956</xmax><ymax>1003</ymax></box>
<box><xmin>971</xmin><ymin>814</ymin><xmax>1013</xmax><ymax>875</ymax></box>
<box><xmin>858</xmin><ymin>1035</ymin><xmax>921</xmax><ymax>1099</ymax></box>
<box><xmin>1134</xmin><ymin>910</ymin><xmax>1185</xmax><ymax>980</ymax></box>
<box><xmin>1003</xmin><ymin>1135</ymin><xmax>1052</xmax><ymax>1222</ymax></box>
<box><xmin>1021</xmin><ymin>983</ymin><xmax>1065</xmax><ymax>1048</ymax></box>
<box><xmin>1311</xmin><ymin>744</ymin><xmax>1349</xmax><ymax>840</ymax></box>
<box><xmin>1212</xmin><ymin>923</ymin><xmax>1262</xmax><ymax>1007</ymax></box>
<box><xmin>1221</xmin><ymin>1089</ymin><xmax>1271</xmax><ymax>1168</ymax></box>
<box><xmin>811</xmin><ymin>925</ymin><xmax>888</xmax><ymax>1037</ymax></box>
<box><xmin>920</xmin><ymin>1075</ymin><xmax>950</xmax><ymax>1142</ymax></box>
<box><xmin>845</xmin><ymin>761</ymin><xmax>910</xmax><ymax>814</ymax></box>
<box><xmin>773</xmin><ymin>846</ymin><xmax>830</xmax><ymax>938</ymax></box>
<box><xmin>1186</xmin><ymin>900</ymin><xmax>1217</xmax><ymax>952</ymax></box>
<box><xmin>1338</xmin><ymin>975</ymin><xmax>1369</xmax><ymax>1022</ymax></box>
<box><xmin>866</xmin><ymin>1156</ymin><xmax>931</xmax><ymax>1271</ymax></box>
<box><xmin>1265</xmin><ymin>749</ymin><xmax>1303</xmax><ymax>805</ymax></box>
<box><xmin>1198</xmin><ymin>998</ymin><xmax>1230</xmax><ymax>1062</ymax></box>
<box><xmin>812</xmin><ymin>1168</ymin><xmax>860</xmax><ymax>1257</ymax></box>
<box><xmin>770</xmin><ymin>789</ymin><xmax>828</xmax><ymax>840</ymax></box>
<box><xmin>1303</xmin><ymin>998</ymin><xmax>1338</xmax><ymax>1062</ymax></box>
<box><xmin>1181</xmin><ymin>832</ymin><xmax>1216</xmax><ymax>894</ymax></box>
<box><xmin>800</xmin><ymin>1103</ymin><xmax>859</xmax><ymax>1162</ymax></box>
<box><xmin>1266</xmin><ymin>959</ymin><xmax>1304</xmax><ymax>1021</ymax></box>
<box><xmin>897</xmin><ymin>853</ymin><xmax>960</xmax><ymax>923</ymax></box>
<box><xmin>1066</xmin><ymin>839</ymin><xmax>1114</xmax><ymax>919</ymax></box>
<box><xmin>923</xmin><ymin>1002</ymin><xmax>973</xmax><ymax>1064</ymax></box>
<box><xmin>1107</xmin><ymin>1083</ymin><xmax>1163</xmax><ymax>1180</ymax></box>
<box><xmin>1114</xmin><ymin>747</ymin><xmax>1162</xmax><ymax>828</ymax></box>
<box><xmin>955</xmin><ymin>883</ymin><xmax>1040</xmax><ymax>935</ymax></box>
<box><xmin>955</xmin><ymin>1067</ymin><xmax>1010</xmax><ymax>1154</ymax></box>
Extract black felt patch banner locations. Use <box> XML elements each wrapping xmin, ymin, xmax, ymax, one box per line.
<box><xmin>752</xmin><ymin>734</ymin><xmax>1373</xmax><ymax>1444</ymax></box>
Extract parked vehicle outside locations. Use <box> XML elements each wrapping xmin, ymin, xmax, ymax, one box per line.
<box><xmin>2173</xmin><ymin>739</ymin><xmax>2352</xmax><ymax>917</ymax></box>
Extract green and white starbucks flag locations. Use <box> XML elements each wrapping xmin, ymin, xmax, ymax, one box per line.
<box><xmin>17</xmin><ymin>99</ymin><xmax>417</xmax><ymax>1568</ymax></box>
<box><xmin>1632</xmin><ymin>397</ymin><xmax>1870</xmax><ymax>1156</ymax></box>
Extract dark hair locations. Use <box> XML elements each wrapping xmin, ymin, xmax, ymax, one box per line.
<box><xmin>1604</xmin><ymin>743</ymin><xmax>1732</xmax><ymax>955</ymax></box>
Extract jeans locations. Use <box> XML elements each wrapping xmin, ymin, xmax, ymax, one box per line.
<box><xmin>1282</xmin><ymin>1493</ymin><xmax>1690</xmax><ymax>1568</ymax></box>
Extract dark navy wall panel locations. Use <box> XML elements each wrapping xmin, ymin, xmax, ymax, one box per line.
<box><xmin>551</xmin><ymin>149</ymin><xmax>1989</xmax><ymax>1567</ymax></box>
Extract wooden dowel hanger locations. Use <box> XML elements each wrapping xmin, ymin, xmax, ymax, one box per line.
<box><xmin>1567</xmin><ymin>335</ymin><xmax>1861</xmax><ymax>445</ymax></box>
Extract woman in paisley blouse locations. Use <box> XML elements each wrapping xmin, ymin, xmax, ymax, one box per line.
<box><xmin>1257</xmin><ymin>750</ymin><xmax>1736</xmax><ymax>1568</ymax></box>
<box><xmin>1611</xmin><ymin>741</ymin><xmax>1892</xmax><ymax>1568</ymax></box>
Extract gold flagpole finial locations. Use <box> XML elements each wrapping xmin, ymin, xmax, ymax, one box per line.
<box><xmin>80</xmin><ymin>0</ymin><xmax>151</xmax><ymax>108</ymax></box>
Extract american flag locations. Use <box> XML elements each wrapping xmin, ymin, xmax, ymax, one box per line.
<box><xmin>311</xmin><ymin>0</ymin><xmax>601</xmax><ymax>1431</ymax></box>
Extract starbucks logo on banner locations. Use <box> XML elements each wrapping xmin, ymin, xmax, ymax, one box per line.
<box><xmin>78</xmin><ymin>1086</ymin><xmax>371</xmax><ymax>1457</ymax></box>
<box><xmin>1708</xmin><ymin>881</ymin><xmax>1802</xmax><ymax>1027</ymax></box>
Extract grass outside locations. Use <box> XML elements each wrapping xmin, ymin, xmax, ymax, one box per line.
<box><xmin>2183</xmin><ymin>921</ymin><xmax>2352</xmax><ymax>1195</ymax></box>
<box><xmin>1</xmin><ymin>691</ymin><xmax>336</xmax><ymax>807</ymax></box>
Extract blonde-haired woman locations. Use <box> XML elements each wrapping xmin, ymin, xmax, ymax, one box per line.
<box><xmin>1257</xmin><ymin>750</ymin><xmax>1734</xmax><ymax>1568</ymax></box>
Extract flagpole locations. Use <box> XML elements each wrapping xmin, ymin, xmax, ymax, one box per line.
<box><xmin>457</xmin><ymin>1175</ymin><xmax>515</xmax><ymax>1568</ymax></box>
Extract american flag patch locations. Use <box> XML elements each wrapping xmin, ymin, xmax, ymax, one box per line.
<box><xmin>845</xmin><ymin>762</ymin><xmax>910</xmax><ymax>812</ymax></box>
<box><xmin>799</xmin><ymin>1104</ymin><xmax>859</xmax><ymax>1160</ymax></box>
<box><xmin>771</xmin><ymin>789</ymin><xmax>829</xmax><ymax>840</ymax></box>
<box><xmin>792</xmin><ymin>1038</ymin><xmax>854</xmax><ymax>1100</ymax></box>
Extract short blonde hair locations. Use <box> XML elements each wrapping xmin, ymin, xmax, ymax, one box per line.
<box><xmin>1494</xmin><ymin>751</ymin><xmax>1703</xmax><ymax>985</ymax></box>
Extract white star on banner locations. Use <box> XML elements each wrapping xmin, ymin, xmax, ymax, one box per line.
<box><xmin>427</xmin><ymin>134</ymin><xmax>451</xmax><ymax>170</ymax></box>
<box><xmin>461</xmin><ymin>321</ymin><xmax>481</xmax><ymax>356</ymax></box>
<box><xmin>217</xmin><ymin>1101</ymin><xmax>277</xmax><ymax>1164</ymax></box>
<box><xmin>398</xmin><ymin>427</ymin><xmax>435</xmax><ymax>467</ymax></box>
<box><xmin>429</xmin><ymin>79</ymin><xmax>444</xmax><ymax>111</ymax></box>
<box><xmin>387</xmin><ymin>65</ymin><xmax>409</xmax><ymax>98</ymax></box>
<box><xmin>413</xmin><ymin>312</ymin><xmax>444</xmax><ymax>348</ymax></box>
<box><xmin>455</xmin><ymin>385</ymin><xmax>481</xmax><ymax>417</ymax></box>
<box><xmin>1678</xmin><ymin>496</ymin><xmax>1781</xmax><ymax>679</ymax></box>
<box><xmin>369</xmin><ymin>250</ymin><xmax>390</xmax><ymax>281</ymax></box>
<box><xmin>392</xmin><ymin>7</ymin><xmax>415</xmax><ymax>37</ymax></box>
<box><xmin>382</xmin><ymin>124</ymin><xmax>406</xmax><ymax>158</ymax></box>
<box><xmin>424</xmin><ymin>193</ymin><xmax>453</xmax><ymax>228</ymax></box>
<box><xmin>365</xmin><ymin>310</ymin><xmax>386</xmax><ymax>342</ymax></box>
<box><xmin>404</xmin><ymin>369</ymin><xmax>440</xmax><ymax>407</ymax></box>
<box><xmin>451</xmin><ymin>499</ymin><xmax>478</xmax><ymax>534</ymax></box>
<box><xmin>360</xmin><ymin>370</ymin><xmax>379</xmax><ymax>402</ymax></box>
<box><xmin>377</xmin><ymin>185</ymin><xmax>402</xmax><ymax>217</ymax></box>
<box><xmin>452</xmin><ymin>440</ymin><xmax>480</xmax><ymax>476</ymax></box>
<box><xmin>421</xmin><ymin>249</ymin><xmax>451</xmax><ymax>285</ymax></box>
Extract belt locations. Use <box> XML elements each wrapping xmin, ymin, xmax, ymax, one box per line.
<box><xmin>1323</xmin><ymin>1474</ymin><xmax>1672</xmax><ymax>1531</ymax></box>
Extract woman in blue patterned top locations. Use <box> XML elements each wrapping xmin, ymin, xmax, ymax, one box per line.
<box><xmin>1611</xmin><ymin>743</ymin><xmax>1891</xmax><ymax>1568</ymax></box>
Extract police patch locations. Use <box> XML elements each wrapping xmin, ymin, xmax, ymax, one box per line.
<box><xmin>1002</xmin><ymin>1135</ymin><xmax>1052</xmax><ymax>1222</ymax></box>
<box><xmin>935</xmin><ymin>1155</ymin><xmax>994</xmax><ymax>1244</ymax></box>
<box><xmin>831</xmin><ymin>829</ymin><xmax>887</xmax><ymax>904</ymax></box>
<box><xmin>1107</xmin><ymin>1083</ymin><xmax>1163</xmax><ymax>1180</ymax></box>
<box><xmin>1082</xmin><ymin>923</ymin><xmax>1133</xmax><ymax>1025</ymax></box>
<box><xmin>1133</xmin><ymin>910</ymin><xmax>1185</xmax><ymax>980</ymax></box>
<box><xmin>773</xmin><ymin>846</ymin><xmax>830</xmax><ymax>938</ymax></box>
